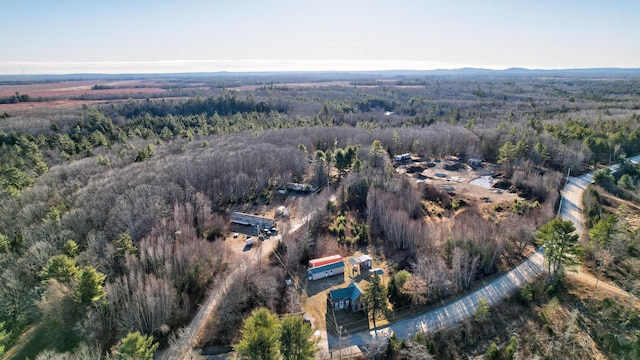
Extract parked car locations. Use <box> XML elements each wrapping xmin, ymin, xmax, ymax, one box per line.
<box><xmin>246</xmin><ymin>237</ymin><xmax>254</xmax><ymax>246</ymax></box>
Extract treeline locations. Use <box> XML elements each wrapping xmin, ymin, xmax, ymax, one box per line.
<box><xmin>101</xmin><ymin>92</ymin><xmax>280</xmax><ymax>119</ymax></box>
<box><xmin>0</xmin><ymin>92</ymin><xmax>30</xmax><ymax>104</ymax></box>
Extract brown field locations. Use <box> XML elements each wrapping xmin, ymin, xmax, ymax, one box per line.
<box><xmin>0</xmin><ymin>99</ymin><xmax>115</xmax><ymax>111</ymax></box>
<box><xmin>0</xmin><ymin>80</ymin><xmax>166</xmax><ymax>111</ymax></box>
<box><xmin>0</xmin><ymin>80</ymin><xmax>164</xmax><ymax>96</ymax></box>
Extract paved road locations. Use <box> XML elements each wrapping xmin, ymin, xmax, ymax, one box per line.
<box><xmin>328</xmin><ymin>156</ymin><xmax>640</xmax><ymax>352</ymax></box>
<box><xmin>558</xmin><ymin>170</ymin><xmax>592</xmax><ymax>239</ymax></box>
<box><xmin>561</xmin><ymin>154</ymin><xmax>640</xmax><ymax>240</ymax></box>
<box><xmin>327</xmin><ymin>249</ymin><xmax>545</xmax><ymax>349</ymax></box>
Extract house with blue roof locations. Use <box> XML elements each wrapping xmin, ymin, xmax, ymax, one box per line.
<box><xmin>307</xmin><ymin>261</ymin><xmax>344</xmax><ymax>281</ymax></box>
<box><xmin>327</xmin><ymin>281</ymin><xmax>363</xmax><ymax>312</ymax></box>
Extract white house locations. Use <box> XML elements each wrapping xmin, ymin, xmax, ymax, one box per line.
<box><xmin>308</xmin><ymin>261</ymin><xmax>345</xmax><ymax>281</ymax></box>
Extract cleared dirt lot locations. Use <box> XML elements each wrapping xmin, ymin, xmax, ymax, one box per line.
<box><xmin>397</xmin><ymin>158</ymin><xmax>520</xmax><ymax>207</ymax></box>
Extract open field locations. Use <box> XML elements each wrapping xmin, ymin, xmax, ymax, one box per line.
<box><xmin>0</xmin><ymin>80</ymin><xmax>165</xmax><ymax>98</ymax></box>
<box><xmin>0</xmin><ymin>80</ymin><xmax>168</xmax><ymax>111</ymax></box>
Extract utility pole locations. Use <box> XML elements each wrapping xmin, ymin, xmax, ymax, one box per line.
<box><xmin>557</xmin><ymin>168</ymin><xmax>570</xmax><ymax>218</ymax></box>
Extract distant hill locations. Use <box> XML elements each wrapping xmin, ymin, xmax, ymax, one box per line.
<box><xmin>1</xmin><ymin>67</ymin><xmax>639</xmax><ymax>82</ymax></box>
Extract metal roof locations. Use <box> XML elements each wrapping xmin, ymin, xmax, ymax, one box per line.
<box><xmin>350</xmin><ymin>254</ymin><xmax>373</xmax><ymax>264</ymax></box>
<box><xmin>307</xmin><ymin>261</ymin><xmax>344</xmax><ymax>275</ymax></box>
<box><xmin>330</xmin><ymin>282</ymin><xmax>363</xmax><ymax>302</ymax></box>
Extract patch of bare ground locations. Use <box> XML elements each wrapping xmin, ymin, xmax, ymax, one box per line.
<box><xmin>398</xmin><ymin>158</ymin><xmax>519</xmax><ymax>206</ymax></box>
<box><xmin>598</xmin><ymin>191</ymin><xmax>640</xmax><ymax>231</ymax></box>
<box><xmin>567</xmin><ymin>269</ymin><xmax>640</xmax><ymax>307</ymax></box>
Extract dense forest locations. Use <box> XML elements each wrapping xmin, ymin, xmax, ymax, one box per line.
<box><xmin>0</xmin><ymin>72</ymin><xmax>639</xmax><ymax>359</ymax></box>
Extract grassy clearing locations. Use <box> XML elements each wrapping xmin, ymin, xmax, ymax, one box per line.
<box><xmin>1</xmin><ymin>324</ymin><xmax>51</xmax><ymax>360</ymax></box>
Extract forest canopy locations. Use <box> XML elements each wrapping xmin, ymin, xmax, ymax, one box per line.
<box><xmin>0</xmin><ymin>72</ymin><xmax>639</xmax><ymax>358</ymax></box>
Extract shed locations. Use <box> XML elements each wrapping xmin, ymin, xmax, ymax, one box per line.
<box><xmin>308</xmin><ymin>261</ymin><xmax>345</xmax><ymax>281</ymax></box>
<box><xmin>349</xmin><ymin>254</ymin><xmax>373</xmax><ymax>275</ymax></box>
<box><xmin>275</xmin><ymin>206</ymin><xmax>290</xmax><ymax>217</ymax></box>
<box><xmin>394</xmin><ymin>153</ymin><xmax>411</xmax><ymax>162</ymax></box>
<box><xmin>328</xmin><ymin>282</ymin><xmax>363</xmax><ymax>312</ymax></box>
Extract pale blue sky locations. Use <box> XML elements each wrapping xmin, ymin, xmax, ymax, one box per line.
<box><xmin>2</xmin><ymin>0</ymin><xmax>639</xmax><ymax>74</ymax></box>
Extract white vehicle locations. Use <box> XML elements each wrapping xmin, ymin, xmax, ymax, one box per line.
<box><xmin>246</xmin><ymin>237</ymin><xmax>254</xmax><ymax>246</ymax></box>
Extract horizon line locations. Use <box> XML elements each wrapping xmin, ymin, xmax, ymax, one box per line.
<box><xmin>2</xmin><ymin>59</ymin><xmax>639</xmax><ymax>76</ymax></box>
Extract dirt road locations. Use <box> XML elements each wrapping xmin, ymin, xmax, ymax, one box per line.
<box><xmin>158</xmin><ymin>238</ymin><xmax>280</xmax><ymax>359</ymax></box>
<box><xmin>157</xmin><ymin>195</ymin><xmax>333</xmax><ymax>359</ymax></box>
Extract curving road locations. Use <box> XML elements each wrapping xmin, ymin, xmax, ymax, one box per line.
<box><xmin>328</xmin><ymin>156</ymin><xmax>640</xmax><ymax>352</ymax></box>
<box><xmin>327</xmin><ymin>249</ymin><xmax>545</xmax><ymax>350</ymax></box>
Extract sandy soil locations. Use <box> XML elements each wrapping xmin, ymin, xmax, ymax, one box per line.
<box><xmin>567</xmin><ymin>269</ymin><xmax>640</xmax><ymax>309</ymax></box>
<box><xmin>397</xmin><ymin>159</ymin><xmax>519</xmax><ymax>206</ymax></box>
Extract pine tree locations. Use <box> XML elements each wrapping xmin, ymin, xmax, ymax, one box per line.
<box><xmin>73</xmin><ymin>266</ymin><xmax>107</xmax><ymax>304</ymax></box>
<box><xmin>40</xmin><ymin>254</ymin><xmax>79</xmax><ymax>285</ymax></box>
<box><xmin>115</xmin><ymin>332</ymin><xmax>158</xmax><ymax>359</ymax></box>
<box><xmin>536</xmin><ymin>218</ymin><xmax>582</xmax><ymax>284</ymax></box>
<box><xmin>280</xmin><ymin>315</ymin><xmax>317</xmax><ymax>360</ymax></box>
<box><xmin>0</xmin><ymin>321</ymin><xmax>10</xmax><ymax>356</ymax></box>
<box><xmin>363</xmin><ymin>274</ymin><xmax>388</xmax><ymax>330</ymax></box>
<box><xmin>235</xmin><ymin>308</ymin><xmax>281</xmax><ymax>360</ymax></box>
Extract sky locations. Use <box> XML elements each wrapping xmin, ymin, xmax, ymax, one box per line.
<box><xmin>2</xmin><ymin>0</ymin><xmax>639</xmax><ymax>74</ymax></box>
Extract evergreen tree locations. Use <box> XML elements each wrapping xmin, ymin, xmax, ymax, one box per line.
<box><xmin>498</xmin><ymin>141</ymin><xmax>516</xmax><ymax>164</ymax></box>
<box><xmin>235</xmin><ymin>308</ymin><xmax>281</xmax><ymax>360</ymax></box>
<box><xmin>386</xmin><ymin>332</ymin><xmax>401</xmax><ymax>359</ymax></box>
<box><xmin>115</xmin><ymin>332</ymin><xmax>158</xmax><ymax>359</ymax></box>
<box><xmin>280</xmin><ymin>315</ymin><xmax>317</xmax><ymax>360</ymax></box>
<box><xmin>363</xmin><ymin>274</ymin><xmax>388</xmax><ymax>330</ymax></box>
<box><xmin>115</xmin><ymin>233</ymin><xmax>137</xmax><ymax>258</ymax></box>
<box><xmin>135</xmin><ymin>143</ymin><xmax>154</xmax><ymax>162</ymax></box>
<box><xmin>40</xmin><ymin>254</ymin><xmax>79</xmax><ymax>285</ymax></box>
<box><xmin>387</xmin><ymin>270</ymin><xmax>411</xmax><ymax>309</ymax></box>
<box><xmin>369</xmin><ymin>140</ymin><xmax>385</xmax><ymax>168</ymax></box>
<box><xmin>63</xmin><ymin>239</ymin><xmax>79</xmax><ymax>258</ymax></box>
<box><xmin>535</xmin><ymin>218</ymin><xmax>582</xmax><ymax>284</ymax></box>
<box><xmin>73</xmin><ymin>266</ymin><xmax>107</xmax><ymax>304</ymax></box>
<box><xmin>589</xmin><ymin>215</ymin><xmax>619</xmax><ymax>296</ymax></box>
<box><xmin>0</xmin><ymin>321</ymin><xmax>9</xmax><ymax>356</ymax></box>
